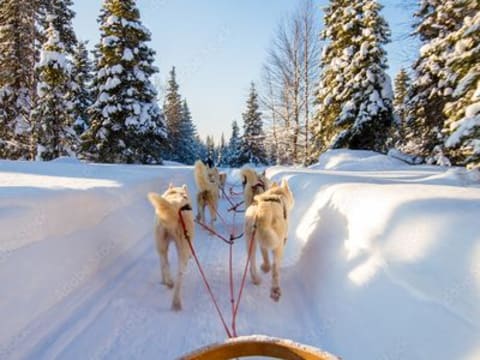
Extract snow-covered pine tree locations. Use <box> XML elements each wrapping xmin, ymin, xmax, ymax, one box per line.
<box><xmin>82</xmin><ymin>0</ymin><xmax>166</xmax><ymax>164</ymax></box>
<box><xmin>163</xmin><ymin>67</ymin><xmax>184</xmax><ymax>162</ymax></box>
<box><xmin>217</xmin><ymin>133</ymin><xmax>226</xmax><ymax>166</ymax></box>
<box><xmin>392</xmin><ymin>68</ymin><xmax>411</xmax><ymax>146</ymax></box>
<box><xmin>70</xmin><ymin>41</ymin><xmax>93</xmax><ymax>135</ymax></box>
<box><xmin>311</xmin><ymin>0</ymin><xmax>393</xmax><ymax>158</ymax></box>
<box><xmin>403</xmin><ymin>0</ymin><xmax>467</xmax><ymax>161</ymax></box>
<box><xmin>38</xmin><ymin>0</ymin><xmax>77</xmax><ymax>55</ymax></box>
<box><xmin>177</xmin><ymin>99</ymin><xmax>198</xmax><ymax>165</ymax></box>
<box><xmin>0</xmin><ymin>0</ymin><xmax>38</xmax><ymax>159</ymax></box>
<box><xmin>240</xmin><ymin>83</ymin><xmax>267</xmax><ymax>165</ymax></box>
<box><xmin>31</xmin><ymin>22</ymin><xmax>77</xmax><ymax>160</ymax></box>
<box><xmin>224</xmin><ymin>120</ymin><xmax>242</xmax><ymax>167</ymax></box>
<box><xmin>442</xmin><ymin>8</ymin><xmax>480</xmax><ymax>169</ymax></box>
<box><xmin>206</xmin><ymin>135</ymin><xmax>216</xmax><ymax>165</ymax></box>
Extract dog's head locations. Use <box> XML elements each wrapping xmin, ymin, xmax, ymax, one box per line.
<box><xmin>164</xmin><ymin>183</ymin><xmax>192</xmax><ymax>209</ymax></box>
<box><xmin>280</xmin><ymin>178</ymin><xmax>294</xmax><ymax>211</ymax></box>
<box><xmin>207</xmin><ymin>167</ymin><xmax>220</xmax><ymax>185</ymax></box>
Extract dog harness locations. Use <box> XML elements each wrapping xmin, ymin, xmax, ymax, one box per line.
<box><xmin>253</xmin><ymin>196</ymin><xmax>287</xmax><ymax>220</ymax></box>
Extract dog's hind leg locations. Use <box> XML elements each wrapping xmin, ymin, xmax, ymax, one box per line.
<box><xmin>207</xmin><ymin>194</ymin><xmax>217</xmax><ymax>227</ymax></box>
<box><xmin>171</xmin><ymin>241</ymin><xmax>189</xmax><ymax>311</ymax></box>
<box><xmin>245</xmin><ymin>229</ymin><xmax>261</xmax><ymax>285</ymax></box>
<box><xmin>260</xmin><ymin>247</ymin><xmax>271</xmax><ymax>273</ymax></box>
<box><xmin>196</xmin><ymin>192</ymin><xmax>205</xmax><ymax>223</ymax></box>
<box><xmin>156</xmin><ymin>227</ymin><xmax>174</xmax><ymax>288</ymax></box>
<box><xmin>270</xmin><ymin>246</ymin><xmax>284</xmax><ymax>302</ymax></box>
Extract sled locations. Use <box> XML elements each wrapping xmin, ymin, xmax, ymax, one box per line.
<box><xmin>180</xmin><ymin>335</ymin><xmax>340</xmax><ymax>360</ymax></box>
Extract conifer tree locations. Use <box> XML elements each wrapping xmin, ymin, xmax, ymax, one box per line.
<box><xmin>82</xmin><ymin>0</ymin><xmax>166</xmax><ymax>163</ymax></box>
<box><xmin>240</xmin><ymin>83</ymin><xmax>267</xmax><ymax>165</ymax></box>
<box><xmin>70</xmin><ymin>41</ymin><xmax>93</xmax><ymax>135</ymax></box>
<box><xmin>163</xmin><ymin>67</ymin><xmax>184</xmax><ymax>161</ymax></box>
<box><xmin>32</xmin><ymin>22</ymin><xmax>77</xmax><ymax>160</ymax></box>
<box><xmin>403</xmin><ymin>0</ymin><xmax>467</xmax><ymax>161</ymax></box>
<box><xmin>392</xmin><ymin>68</ymin><xmax>411</xmax><ymax>146</ymax></box>
<box><xmin>224</xmin><ymin>120</ymin><xmax>242</xmax><ymax>167</ymax></box>
<box><xmin>0</xmin><ymin>0</ymin><xmax>38</xmax><ymax>159</ymax></box>
<box><xmin>177</xmin><ymin>99</ymin><xmax>198</xmax><ymax>164</ymax></box>
<box><xmin>310</xmin><ymin>0</ymin><xmax>393</xmax><ymax>157</ymax></box>
<box><xmin>217</xmin><ymin>133</ymin><xmax>226</xmax><ymax>166</ymax></box>
<box><xmin>39</xmin><ymin>0</ymin><xmax>77</xmax><ymax>55</ymax></box>
<box><xmin>442</xmin><ymin>8</ymin><xmax>480</xmax><ymax>168</ymax></box>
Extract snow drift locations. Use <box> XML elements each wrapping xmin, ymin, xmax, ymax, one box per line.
<box><xmin>1</xmin><ymin>151</ymin><xmax>479</xmax><ymax>359</ymax></box>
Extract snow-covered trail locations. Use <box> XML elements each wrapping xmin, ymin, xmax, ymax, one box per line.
<box><xmin>8</xmin><ymin>182</ymin><xmax>324</xmax><ymax>359</ymax></box>
<box><xmin>1</xmin><ymin>151</ymin><xmax>480</xmax><ymax>360</ymax></box>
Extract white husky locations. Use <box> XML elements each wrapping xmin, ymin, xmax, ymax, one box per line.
<box><xmin>148</xmin><ymin>184</ymin><xmax>194</xmax><ymax>311</ymax></box>
<box><xmin>244</xmin><ymin>179</ymin><xmax>294</xmax><ymax>301</ymax></box>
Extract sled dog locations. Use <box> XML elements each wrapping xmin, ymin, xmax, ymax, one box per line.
<box><xmin>148</xmin><ymin>184</ymin><xmax>195</xmax><ymax>311</ymax></box>
<box><xmin>194</xmin><ymin>160</ymin><xmax>219</xmax><ymax>226</ymax></box>
<box><xmin>241</xmin><ymin>168</ymin><xmax>271</xmax><ymax>207</ymax></box>
<box><xmin>244</xmin><ymin>178</ymin><xmax>294</xmax><ymax>301</ymax></box>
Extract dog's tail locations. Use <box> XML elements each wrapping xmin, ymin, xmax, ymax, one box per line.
<box><xmin>241</xmin><ymin>168</ymin><xmax>257</xmax><ymax>187</ymax></box>
<box><xmin>148</xmin><ymin>192</ymin><xmax>177</xmax><ymax>226</ymax></box>
<box><xmin>194</xmin><ymin>160</ymin><xmax>213</xmax><ymax>192</ymax></box>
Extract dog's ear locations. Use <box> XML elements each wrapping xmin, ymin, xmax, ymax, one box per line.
<box><xmin>182</xmin><ymin>184</ymin><xmax>187</xmax><ymax>191</ymax></box>
<box><xmin>168</xmin><ymin>183</ymin><xmax>173</xmax><ymax>189</ymax></box>
<box><xmin>281</xmin><ymin>178</ymin><xmax>288</xmax><ymax>188</ymax></box>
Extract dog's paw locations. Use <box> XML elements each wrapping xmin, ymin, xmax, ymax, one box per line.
<box><xmin>171</xmin><ymin>299</ymin><xmax>182</xmax><ymax>311</ymax></box>
<box><xmin>261</xmin><ymin>263</ymin><xmax>271</xmax><ymax>273</ymax></box>
<box><xmin>270</xmin><ymin>286</ymin><xmax>281</xmax><ymax>302</ymax></box>
<box><xmin>162</xmin><ymin>279</ymin><xmax>174</xmax><ymax>289</ymax></box>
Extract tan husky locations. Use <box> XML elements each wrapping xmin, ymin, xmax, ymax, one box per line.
<box><xmin>194</xmin><ymin>160</ymin><xmax>219</xmax><ymax>226</ymax></box>
<box><xmin>148</xmin><ymin>185</ymin><xmax>194</xmax><ymax>311</ymax></box>
<box><xmin>244</xmin><ymin>179</ymin><xmax>294</xmax><ymax>301</ymax></box>
<box><xmin>241</xmin><ymin>168</ymin><xmax>271</xmax><ymax>207</ymax></box>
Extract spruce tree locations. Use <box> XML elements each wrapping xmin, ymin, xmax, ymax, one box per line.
<box><xmin>70</xmin><ymin>41</ymin><xmax>93</xmax><ymax>135</ymax></box>
<box><xmin>0</xmin><ymin>0</ymin><xmax>38</xmax><ymax>159</ymax></box>
<box><xmin>163</xmin><ymin>67</ymin><xmax>184</xmax><ymax>162</ymax></box>
<box><xmin>311</xmin><ymin>0</ymin><xmax>393</xmax><ymax>158</ymax></box>
<box><xmin>178</xmin><ymin>99</ymin><xmax>198</xmax><ymax>164</ymax></box>
<box><xmin>392</xmin><ymin>68</ymin><xmax>411</xmax><ymax>146</ymax></box>
<box><xmin>240</xmin><ymin>83</ymin><xmax>267</xmax><ymax>165</ymax></box>
<box><xmin>82</xmin><ymin>0</ymin><xmax>166</xmax><ymax>164</ymax></box>
<box><xmin>225</xmin><ymin>120</ymin><xmax>242</xmax><ymax>167</ymax></box>
<box><xmin>217</xmin><ymin>133</ymin><xmax>226</xmax><ymax>166</ymax></box>
<box><xmin>39</xmin><ymin>0</ymin><xmax>77</xmax><ymax>55</ymax></box>
<box><xmin>32</xmin><ymin>22</ymin><xmax>77</xmax><ymax>160</ymax></box>
<box><xmin>403</xmin><ymin>0</ymin><xmax>467</xmax><ymax>161</ymax></box>
<box><xmin>443</xmin><ymin>8</ymin><xmax>480</xmax><ymax>168</ymax></box>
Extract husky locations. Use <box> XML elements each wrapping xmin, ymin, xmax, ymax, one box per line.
<box><xmin>241</xmin><ymin>168</ymin><xmax>271</xmax><ymax>207</ymax></box>
<box><xmin>218</xmin><ymin>172</ymin><xmax>227</xmax><ymax>196</ymax></box>
<box><xmin>244</xmin><ymin>179</ymin><xmax>294</xmax><ymax>301</ymax></box>
<box><xmin>148</xmin><ymin>184</ymin><xmax>195</xmax><ymax>311</ymax></box>
<box><xmin>194</xmin><ymin>160</ymin><xmax>219</xmax><ymax>226</ymax></box>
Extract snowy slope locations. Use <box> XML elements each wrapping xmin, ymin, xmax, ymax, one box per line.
<box><xmin>1</xmin><ymin>151</ymin><xmax>479</xmax><ymax>359</ymax></box>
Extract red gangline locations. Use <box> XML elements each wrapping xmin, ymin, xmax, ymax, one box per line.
<box><xmin>178</xmin><ymin>209</ymin><xmax>233</xmax><ymax>338</ymax></box>
<box><xmin>232</xmin><ymin>224</ymin><xmax>257</xmax><ymax>335</ymax></box>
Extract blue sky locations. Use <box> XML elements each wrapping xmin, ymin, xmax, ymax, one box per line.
<box><xmin>73</xmin><ymin>0</ymin><xmax>417</xmax><ymax>142</ymax></box>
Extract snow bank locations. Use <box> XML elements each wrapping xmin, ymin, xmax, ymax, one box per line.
<box><xmin>0</xmin><ymin>160</ymin><xmax>193</xmax><ymax>357</ymax></box>
<box><xmin>269</xmin><ymin>150</ymin><xmax>480</xmax><ymax>360</ymax></box>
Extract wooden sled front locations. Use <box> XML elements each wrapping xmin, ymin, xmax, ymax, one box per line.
<box><xmin>180</xmin><ymin>335</ymin><xmax>340</xmax><ymax>360</ymax></box>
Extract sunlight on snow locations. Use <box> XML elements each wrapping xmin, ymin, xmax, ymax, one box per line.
<box><xmin>0</xmin><ymin>172</ymin><xmax>121</xmax><ymax>190</ymax></box>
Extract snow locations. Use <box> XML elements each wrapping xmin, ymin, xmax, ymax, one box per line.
<box><xmin>1</xmin><ymin>150</ymin><xmax>480</xmax><ymax>359</ymax></box>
